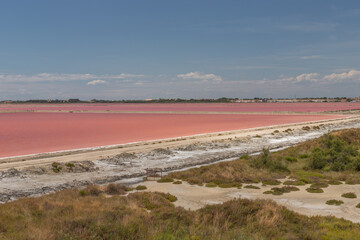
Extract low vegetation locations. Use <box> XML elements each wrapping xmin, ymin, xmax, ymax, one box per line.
<box><xmin>135</xmin><ymin>185</ymin><xmax>147</xmax><ymax>190</ymax></box>
<box><xmin>168</xmin><ymin>129</ymin><xmax>360</xmax><ymax>187</ymax></box>
<box><xmin>1</xmin><ymin>185</ymin><xmax>360</xmax><ymax>239</ymax></box>
<box><xmin>264</xmin><ymin>186</ymin><xmax>300</xmax><ymax>195</ymax></box>
<box><xmin>342</xmin><ymin>192</ymin><xmax>357</xmax><ymax>199</ymax></box>
<box><xmin>326</xmin><ymin>200</ymin><xmax>344</xmax><ymax>206</ymax></box>
<box><xmin>244</xmin><ymin>185</ymin><xmax>260</xmax><ymax>189</ymax></box>
<box><xmin>157</xmin><ymin>177</ymin><xmax>174</xmax><ymax>183</ymax></box>
<box><xmin>306</xmin><ymin>187</ymin><xmax>324</xmax><ymax>193</ymax></box>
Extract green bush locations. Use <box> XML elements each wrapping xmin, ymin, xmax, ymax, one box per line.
<box><xmin>218</xmin><ymin>183</ymin><xmax>242</xmax><ymax>188</ymax></box>
<box><xmin>157</xmin><ymin>177</ymin><xmax>174</xmax><ymax>183</ymax></box>
<box><xmin>173</xmin><ymin>181</ymin><xmax>182</xmax><ymax>184</ymax></box>
<box><xmin>105</xmin><ymin>184</ymin><xmax>130</xmax><ymax>195</ymax></box>
<box><xmin>341</xmin><ymin>192</ymin><xmax>357</xmax><ymax>199</ymax></box>
<box><xmin>306</xmin><ymin>187</ymin><xmax>324</xmax><ymax>193</ymax></box>
<box><xmin>205</xmin><ymin>182</ymin><xmax>217</xmax><ymax>188</ymax></box>
<box><xmin>136</xmin><ymin>185</ymin><xmax>147</xmax><ymax>191</ymax></box>
<box><xmin>309</xmin><ymin>135</ymin><xmax>360</xmax><ymax>172</ymax></box>
<box><xmin>164</xmin><ymin>193</ymin><xmax>177</xmax><ymax>202</ymax></box>
<box><xmin>326</xmin><ymin>200</ymin><xmax>344</xmax><ymax>206</ymax></box>
<box><xmin>327</xmin><ymin>180</ymin><xmax>342</xmax><ymax>185</ymax></box>
<box><xmin>244</xmin><ymin>185</ymin><xmax>260</xmax><ymax>189</ymax></box>
<box><xmin>285</xmin><ymin>156</ymin><xmax>297</xmax><ymax>162</ymax></box>
<box><xmin>283</xmin><ymin>180</ymin><xmax>306</xmax><ymax>186</ymax></box>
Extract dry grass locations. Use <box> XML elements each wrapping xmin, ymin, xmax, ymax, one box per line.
<box><xmin>1</xmin><ymin>184</ymin><xmax>360</xmax><ymax>239</ymax></box>
<box><xmin>169</xmin><ymin>129</ymin><xmax>360</xmax><ymax>187</ymax></box>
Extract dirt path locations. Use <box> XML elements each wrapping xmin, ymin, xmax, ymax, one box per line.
<box><xmin>0</xmin><ymin>116</ymin><xmax>358</xmax><ymax>171</ymax></box>
<box><xmin>139</xmin><ymin>180</ymin><xmax>360</xmax><ymax>223</ymax></box>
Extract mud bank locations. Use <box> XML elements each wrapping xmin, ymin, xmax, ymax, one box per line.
<box><xmin>0</xmin><ymin>119</ymin><xmax>359</xmax><ymax>203</ymax></box>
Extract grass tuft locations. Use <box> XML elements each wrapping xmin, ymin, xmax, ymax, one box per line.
<box><xmin>306</xmin><ymin>187</ymin><xmax>324</xmax><ymax>193</ymax></box>
<box><xmin>157</xmin><ymin>177</ymin><xmax>174</xmax><ymax>183</ymax></box>
<box><xmin>326</xmin><ymin>200</ymin><xmax>344</xmax><ymax>206</ymax></box>
<box><xmin>341</xmin><ymin>192</ymin><xmax>357</xmax><ymax>199</ymax></box>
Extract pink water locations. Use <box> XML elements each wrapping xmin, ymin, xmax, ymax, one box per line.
<box><xmin>0</xmin><ymin>102</ymin><xmax>360</xmax><ymax>113</ymax></box>
<box><xmin>0</xmin><ymin>112</ymin><xmax>345</xmax><ymax>158</ymax></box>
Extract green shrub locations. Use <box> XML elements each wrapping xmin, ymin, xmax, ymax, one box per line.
<box><xmin>136</xmin><ymin>185</ymin><xmax>147</xmax><ymax>191</ymax></box>
<box><xmin>240</xmin><ymin>154</ymin><xmax>249</xmax><ymax>160</ymax></box>
<box><xmin>157</xmin><ymin>177</ymin><xmax>174</xmax><ymax>183</ymax></box>
<box><xmin>105</xmin><ymin>184</ymin><xmax>132</xmax><ymax>194</ymax></box>
<box><xmin>356</xmin><ymin>203</ymin><xmax>360</xmax><ymax>208</ymax></box>
<box><xmin>306</xmin><ymin>187</ymin><xmax>324</xmax><ymax>193</ymax></box>
<box><xmin>65</xmin><ymin>162</ymin><xmax>75</xmax><ymax>168</ymax></box>
<box><xmin>79</xmin><ymin>190</ymin><xmax>87</xmax><ymax>196</ymax></box>
<box><xmin>300</xmin><ymin>154</ymin><xmax>309</xmax><ymax>159</ymax></box>
<box><xmin>173</xmin><ymin>181</ymin><xmax>182</xmax><ymax>184</ymax></box>
<box><xmin>218</xmin><ymin>183</ymin><xmax>242</xmax><ymax>188</ymax></box>
<box><xmin>285</xmin><ymin>156</ymin><xmax>297</xmax><ymax>162</ymax></box>
<box><xmin>244</xmin><ymin>185</ymin><xmax>260</xmax><ymax>189</ymax></box>
<box><xmin>327</xmin><ymin>180</ymin><xmax>342</xmax><ymax>185</ymax></box>
<box><xmin>205</xmin><ymin>182</ymin><xmax>217</xmax><ymax>188</ymax></box>
<box><xmin>341</xmin><ymin>192</ymin><xmax>357</xmax><ymax>199</ymax></box>
<box><xmin>326</xmin><ymin>200</ymin><xmax>344</xmax><ymax>206</ymax></box>
<box><xmin>51</xmin><ymin>162</ymin><xmax>62</xmax><ymax>173</ymax></box>
<box><xmin>164</xmin><ymin>193</ymin><xmax>177</xmax><ymax>202</ymax></box>
<box><xmin>283</xmin><ymin>180</ymin><xmax>306</xmax><ymax>186</ymax></box>
<box><xmin>82</xmin><ymin>185</ymin><xmax>102</xmax><ymax>196</ymax></box>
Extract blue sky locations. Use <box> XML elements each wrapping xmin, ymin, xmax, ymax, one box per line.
<box><xmin>0</xmin><ymin>0</ymin><xmax>359</xmax><ymax>100</ymax></box>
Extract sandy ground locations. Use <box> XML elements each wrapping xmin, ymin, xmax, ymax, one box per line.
<box><xmin>138</xmin><ymin>180</ymin><xmax>360</xmax><ymax>223</ymax></box>
<box><xmin>0</xmin><ymin>116</ymin><xmax>358</xmax><ymax>171</ymax></box>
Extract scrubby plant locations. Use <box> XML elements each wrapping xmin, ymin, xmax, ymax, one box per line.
<box><xmin>51</xmin><ymin>162</ymin><xmax>62</xmax><ymax>173</ymax></box>
<box><xmin>244</xmin><ymin>185</ymin><xmax>260</xmax><ymax>189</ymax></box>
<box><xmin>252</xmin><ymin>149</ymin><xmax>289</xmax><ymax>172</ymax></box>
<box><xmin>218</xmin><ymin>182</ymin><xmax>242</xmax><ymax>188</ymax></box>
<box><xmin>157</xmin><ymin>177</ymin><xmax>174</xmax><ymax>183</ymax></box>
<box><xmin>64</xmin><ymin>162</ymin><xmax>75</xmax><ymax>172</ymax></box>
<box><xmin>283</xmin><ymin>180</ymin><xmax>306</xmax><ymax>186</ymax></box>
<box><xmin>310</xmin><ymin>135</ymin><xmax>360</xmax><ymax>171</ymax></box>
<box><xmin>105</xmin><ymin>183</ymin><xmax>132</xmax><ymax>195</ymax></box>
<box><xmin>285</xmin><ymin>156</ymin><xmax>297</xmax><ymax>162</ymax></box>
<box><xmin>341</xmin><ymin>192</ymin><xmax>357</xmax><ymax>199</ymax></box>
<box><xmin>205</xmin><ymin>182</ymin><xmax>217</xmax><ymax>188</ymax></box>
<box><xmin>326</xmin><ymin>200</ymin><xmax>344</xmax><ymax>206</ymax></box>
<box><xmin>327</xmin><ymin>179</ymin><xmax>342</xmax><ymax>185</ymax></box>
<box><xmin>136</xmin><ymin>185</ymin><xmax>147</xmax><ymax>190</ymax></box>
<box><xmin>306</xmin><ymin>187</ymin><xmax>324</xmax><ymax>193</ymax></box>
<box><xmin>163</xmin><ymin>193</ymin><xmax>177</xmax><ymax>202</ymax></box>
<box><xmin>173</xmin><ymin>180</ymin><xmax>182</xmax><ymax>184</ymax></box>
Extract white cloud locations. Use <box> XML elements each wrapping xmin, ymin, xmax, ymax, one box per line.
<box><xmin>265</xmin><ymin>70</ymin><xmax>360</xmax><ymax>86</ymax></box>
<box><xmin>87</xmin><ymin>79</ymin><xmax>107</xmax><ymax>85</ymax></box>
<box><xmin>295</xmin><ymin>73</ymin><xmax>320</xmax><ymax>82</ymax></box>
<box><xmin>177</xmin><ymin>72</ymin><xmax>222</xmax><ymax>82</ymax></box>
<box><xmin>0</xmin><ymin>73</ymin><xmax>144</xmax><ymax>83</ymax></box>
<box><xmin>106</xmin><ymin>73</ymin><xmax>145</xmax><ymax>79</ymax></box>
<box><xmin>323</xmin><ymin>70</ymin><xmax>360</xmax><ymax>83</ymax></box>
<box><xmin>299</xmin><ymin>55</ymin><xmax>323</xmax><ymax>60</ymax></box>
